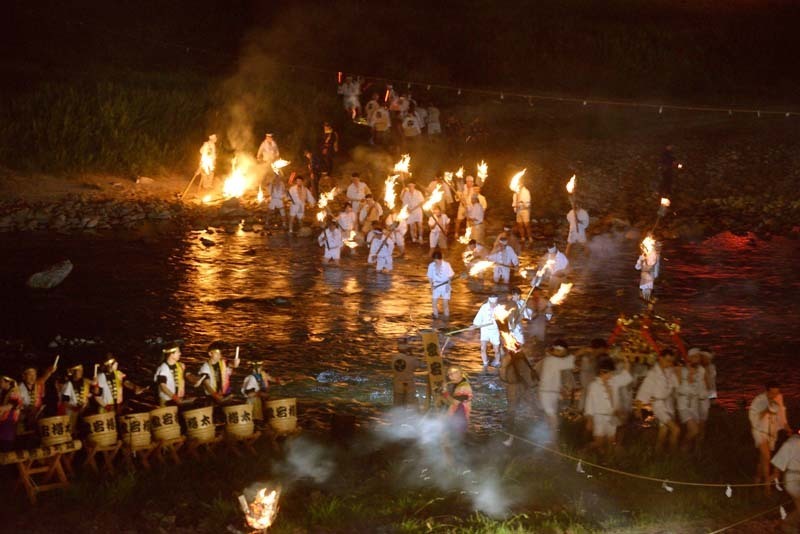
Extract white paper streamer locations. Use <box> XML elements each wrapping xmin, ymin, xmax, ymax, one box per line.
<box><xmin>775</xmin><ymin>479</ymin><xmax>784</xmax><ymax>492</ymax></box>
<box><xmin>780</xmin><ymin>505</ymin><xmax>787</xmax><ymax>520</ymax></box>
<box><xmin>576</xmin><ymin>460</ymin><xmax>585</xmax><ymax>474</ymax></box>
<box><xmin>662</xmin><ymin>480</ymin><xmax>674</xmax><ymax>493</ymax></box>
<box><xmin>725</xmin><ymin>485</ymin><xmax>732</xmax><ymax>498</ymax></box>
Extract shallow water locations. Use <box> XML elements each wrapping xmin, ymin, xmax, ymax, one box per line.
<box><xmin>0</xmin><ymin>224</ymin><xmax>797</xmax><ymax>432</ymax></box>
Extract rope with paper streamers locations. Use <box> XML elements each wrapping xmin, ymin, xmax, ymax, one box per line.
<box><xmin>706</xmin><ymin>500</ymin><xmax>793</xmax><ymax>534</ymax></box>
<box><xmin>501</xmin><ymin>430</ymin><xmax>782</xmax><ymax>491</ymax></box>
<box><xmin>26</xmin><ymin>10</ymin><xmax>800</xmax><ymax>120</ymax></box>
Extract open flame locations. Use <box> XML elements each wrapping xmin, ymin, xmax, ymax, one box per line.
<box><xmin>316</xmin><ymin>211</ymin><xmax>326</xmax><ymax>223</ymax></box>
<box><xmin>393</xmin><ymin>154</ymin><xmax>411</xmax><ymax>175</ymax></box>
<box><xmin>202</xmin><ymin>194</ymin><xmax>213</xmax><ymax>204</ymax></box>
<box><xmin>566</xmin><ymin>175</ymin><xmax>576</xmax><ymax>194</ymax></box>
<box><xmin>641</xmin><ymin>235</ymin><xmax>655</xmax><ymax>254</ymax></box>
<box><xmin>344</xmin><ymin>230</ymin><xmax>359</xmax><ymax>248</ymax></box>
<box><xmin>660</xmin><ymin>197</ymin><xmax>671</xmax><ymax>208</ymax></box>
<box><xmin>549</xmin><ymin>282</ymin><xmax>573</xmax><ymax>305</ymax></box>
<box><xmin>384</xmin><ymin>176</ymin><xmax>398</xmax><ymax>210</ymax></box>
<box><xmin>493</xmin><ymin>304</ymin><xmax>512</xmax><ymax>321</ymax></box>
<box><xmin>257</xmin><ymin>186</ymin><xmax>264</xmax><ymax>204</ymax></box>
<box><xmin>271</xmin><ymin>159</ymin><xmax>290</xmax><ymax>173</ymax></box>
<box><xmin>318</xmin><ymin>187</ymin><xmax>337</xmax><ymax>210</ymax></box>
<box><xmin>397</xmin><ymin>205</ymin><xmax>409</xmax><ymax>221</ymax></box>
<box><xmin>537</xmin><ymin>259</ymin><xmax>555</xmax><ymax>278</ymax></box>
<box><xmin>240</xmin><ymin>488</ymin><xmax>280</xmax><ymax>531</ymax></box>
<box><xmin>469</xmin><ymin>260</ymin><xmax>494</xmax><ymax>277</ymax></box>
<box><xmin>455</xmin><ymin>167</ymin><xmax>465</xmax><ymax>179</ymax></box>
<box><xmin>477</xmin><ymin>161</ymin><xmax>488</xmax><ymax>183</ymax></box>
<box><xmin>457</xmin><ymin>225</ymin><xmax>472</xmax><ymax>245</ymax></box>
<box><xmin>422</xmin><ymin>184</ymin><xmax>444</xmax><ymax>212</ymax></box>
<box><xmin>223</xmin><ymin>156</ymin><xmax>248</xmax><ymax>198</ymax></box>
<box><xmin>509</xmin><ymin>168</ymin><xmax>527</xmax><ymax>193</ymax></box>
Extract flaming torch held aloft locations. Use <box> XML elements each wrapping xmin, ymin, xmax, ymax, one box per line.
<box><xmin>316</xmin><ymin>187</ymin><xmax>338</xmax><ymax>225</ymax></box>
<box><xmin>509</xmin><ymin>169</ymin><xmax>527</xmax><ymax>193</ymax></box>
<box><xmin>469</xmin><ymin>260</ymin><xmax>495</xmax><ymax>277</ymax></box>
<box><xmin>384</xmin><ymin>175</ymin><xmax>398</xmax><ymax>210</ymax></box>
<box><xmin>544</xmin><ymin>282</ymin><xmax>573</xmax><ymax>320</ymax></box>
<box><xmin>271</xmin><ymin>159</ymin><xmax>290</xmax><ymax>175</ymax></box>
<box><xmin>239</xmin><ymin>487</ymin><xmax>280</xmax><ymax>531</ymax></box>
<box><xmin>477</xmin><ymin>160</ymin><xmax>488</xmax><ymax>186</ymax></box>
<box><xmin>393</xmin><ymin>154</ymin><xmax>411</xmax><ymax>184</ymax></box>
<box><xmin>422</xmin><ymin>184</ymin><xmax>444</xmax><ymax>212</ymax></box>
<box><xmin>566</xmin><ymin>174</ymin><xmax>577</xmax><ymax>210</ymax></box>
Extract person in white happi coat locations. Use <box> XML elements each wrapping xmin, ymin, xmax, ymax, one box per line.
<box><xmin>455</xmin><ymin>175</ymin><xmax>475</xmax><ymax>237</ymax></box>
<box><xmin>401</xmin><ymin>183</ymin><xmax>425</xmax><ymax>244</ymax></box>
<box><xmin>59</xmin><ymin>364</ymin><xmax>95</xmax><ymax>435</ymax></box>
<box><xmin>635</xmin><ymin>237</ymin><xmax>660</xmax><ymax>301</ymax></box>
<box><xmin>565</xmin><ymin>202</ymin><xmax>590</xmax><ymax>256</ymax></box>
<box><xmin>427</xmin><ymin>251</ymin><xmax>454</xmax><ymax>319</ymax></box>
<box><xmin>287</xmin><ymin>176</ymin><xmax>316</xmax><ymax>233</ymax></box>
<box><xmin>473</xmin><ymin>295</ymin><xmax>502</xmax><ymax>369</ymax></box>
<box><xmin>358</xmin><ymin>194</ymin><xmax>383</xmax><ymax>235</ymax></box>
<box><xmin>198</xmin><ymin>341</ymin><xmax>240</xmax><ymax>404</ymax></box>
<box><xmin>267</xmin><ymin>175</ymin><xmax>287</xmax><ymax>228</ymax></box>
<box><xmin>749</xmin><ymin>381</ymin><xmax>793</xmax><ymax>490</ymax></box>
<box><xmin>536</xmin><ymin>340</ymin><xmax>575</xmax><ymax>436</ymax></box>
<box><xmin>488</xmin><ymin>237</ymin><xmax>519</xmax><ymax>284</ymax></box>
<box><xmin>337</xmin><ymin>75</ymin><xmax>362</xmax><ymax>116</ymax></box>
<box><xmin>337</xmin><ymin>203</ymin><xmax>357</xmax><ymax>250</ymax></box>
<box><xmin>507</xmin><ymin>287</ymin><xmax>532</xmax><ymax>346</ymax></box>
<box><xmin>241</xmin><ymin>361</ymin><xmax>281</xmax><ymax>424</ymax></box>
<box><xmin>346</xmin><ymin>173</ymin><xmax>371</xmax><ymax>217</ymax></box>
<box><xmin>318</xmin><ymin>219</ymin><xmax>343</xmax><ymax>265</ymax></box>
<box><xmin>94</xmin><ymin>355</ymin><xmax>145</xmax><ymax>414</ymax></box>
<box><xmin>463</xmin><ymin>239</ymin><xmax>488</xmax><ymax>273</ymax></box>
<box><xmin>198</xmin><ymin>134</ymin><xmax>217</xmax><ymax>190</ymax></box>
<box><xmin>428</xmin><ymin>205</ymin><xmax>450</xmax><ymax>253</ymax></box>
<box><xmin>384</xmin><ymin>211</ymin><xmax>408</xmax><ymax>256</ymax></box>
<box><xmin>512</xmin><ymin>181</ymin><xmax>533</xmax><ymax>244</ymax></box>
<box><xmin>368</xmin><ymin>226</ymin><xmax>395</xmax><ymax>273</ymax></box>
<box><xmin>426</xmin><ymin>104</ymin><xmax>441</xmax><ymax>135</ymax></box>
<box><xmin>256</xmin><ymin>133</ymin><xmax>280</xmax><ymax>169</ymax></box>
<box><xmin>364</xmin><ymin>93</ymin><xmax>381</xmax><ymax>122</ymax></box>
<box><xmin>540</xmin><ymin>245</ymin><xmax>569</xmax><ymax>287</ymax></box>
<box><xmin>635</xmin><ymin>349</ymin><xmax>680</xmax><ymax>453</ymax></box>
<box><xmin>369</xmin><ymin>107</ymin><xmax>392</xmax><ymax>145</ymax></box>
<box><xmin>698</xmin><ymin>349</ymin><xmax>717</xmax><ymax>440</ymax></box>
<box><xmin>584</xmin><ymin>355</ymin><xmax>633</xmax><ymax>451</ymax></box>
<box><xmin>402</xmin><ymin>113</ymin><xmax>422</xmax><ymax>141</ymax></box>
<box><xmin>771</xmin><ymin>434</ymin><xmax>800</xmax><ymax>526</ymax></box>
<box><xmin>466</xmin><ymin>195</ymin><xmax>485</xmax><ymax>245</ymax></box>
<box><xmin>674</xmin><ymin>351</ymin><xmax>706</xmax><ymax>451</ymax></box>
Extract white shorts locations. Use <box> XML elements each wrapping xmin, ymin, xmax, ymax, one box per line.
<box><xmin>432</xmin><ymin>284</ymin><xmax>451</xmax><ymax>300</ymax></box>
<box><xmin>428</xmin><ymin>122</ymin><xmax>441</xmax><ymax>135</ymax></box>
<box><xmin>376</xmin><ymin>256</ymin><xmax>393</xmax><ymax>272</ymax></box>
<box><xmin>268</xmin><ymin>199</ymin><xmax>285</xmax><ymax>210</ymax></box>
<box><xmin>323</xmin><ymin>248</ymin><xmax>341</xmax><ymax>261</ymax></box>
<box><xmin>406</xmin><ymin>209</ymin><xmax>423</xmax><ymax>224</ymax></box>
<box><xmin>752</xmin><ymin>429</ymin><xmax>776</xmax><ymax>450</ymax></box>
<box><xmin>539</xmin><ymin>391</ymin><xmax>560</xmax><ymax>417</ymax></box>
<box><xmin>698</xmin><ymin>398</ymin><xmax>710</xmax><ymax>422</ymax></box>
<box><xmin>592</xmin><ymin>414</ymin><xmax>618</xmax><ymax>438</ymax></box>
<box><xmin>457</xmin><ymin>204</ymin><xmax>467</xmax><ymax>219</ymax></box>
<box><xmin>290</xmin><ymin>204</ymin><xmax>305</xmax><ymax>218</ymax></box>
<box><xmin>568</xmin><ymin>231</ymin><xmax>587</xmax><ymax>244</ymax></box>
<box><xmin>480</xmin><ymin>329</ymin><xmax>500</xmax><ymax>345</ymax></box>
<box><xmin>493</xmin><ymin>266</ymin><xmax>511</xmax><ymax>283</ymax></box>
<box><xmin>516</xmin><ymin>209</ymin><xmax>530</xmax><ymax>224</ymax></box>
<box><xmin>343</xmin><ymin>95</ymin><xmax>360</xmax><ymax>110</ymax></box>
<box><xmin>653</xmin><ymin>400</ymin><xmax>675</xmax><ymax>425</ymax></box>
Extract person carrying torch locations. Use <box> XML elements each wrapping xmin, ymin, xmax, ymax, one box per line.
<box><xmin>635</xmin><ymin>235</ymin><xmax>660</xmax><ymax>302</ymax></box>
<box><xmin>198</xmin><ymin>341</ymin><xmax>240</xmax><ymax>405</ymax></box>
<box><xmin>427</xmin><ymin>250</ymin><xmax>455</xmax><ymax>319</ymax></box>
<box><xmin>473</xmin><ymin>294</ymin><xmax>502</xmax><ymax>370</ymax></box>
<box><xmin>565</xmin><ymin>201</ymin><xmax>590</xmax><ymax>257</ymax></box>
<box><xmin>287</xmin><ymin>176</ymin><xmax>316</xmax><ymax>234</ymax></box>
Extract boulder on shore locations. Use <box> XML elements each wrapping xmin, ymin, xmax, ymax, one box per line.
<box><xmin>26</xmin><ymin>259</ymin><xmax>73</xmax><ymax>289</ymax></box>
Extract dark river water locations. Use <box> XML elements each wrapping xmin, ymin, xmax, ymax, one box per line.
<box><xmin>0</xmin><ymin>224</ymin><xmax>797</xmax><ymax>432</ymax></box>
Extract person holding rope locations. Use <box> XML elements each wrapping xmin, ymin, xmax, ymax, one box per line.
<box><xmin>749</xmin><ymin>381</ymin><xmax>792</xmax><ymax>494</ymax></box>
<box><xmin>427</xmin><ymin>250</ymin><xmax>454</xmax><ymax>320</ymax></box>
<box><xmin>536</xmin><ymin>340</ymin><xmax>575</xmax><ymax>438</ymax></box>
<box><xmin>583</xmin><ymin>355</ymin><xmax>632</xmax><ymax>454</ymax></box>
<box><xmin>635</xmin><ymin>348</ymin><xmax>680</xmax><ymax>453</ymax></box>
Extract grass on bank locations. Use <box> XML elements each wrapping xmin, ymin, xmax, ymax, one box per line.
<box><xmin>0</xmin><ymin>407</ymin><xmax>788</xmax><ymax>533</ymax></box>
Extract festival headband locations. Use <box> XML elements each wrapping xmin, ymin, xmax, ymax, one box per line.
<box><xmin>67</xmin><ymin>364</ymin><xmax>83</xmax><ymax>374</ymax></box>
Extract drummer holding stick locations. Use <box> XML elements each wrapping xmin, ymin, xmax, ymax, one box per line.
<box><xmin>198</xmin><ymin>342</ymin><xmax>240</xmax><ymax>405</ymax></box>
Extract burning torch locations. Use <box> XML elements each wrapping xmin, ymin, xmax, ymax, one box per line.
<box><xmin>566</xmin><ymin>174</ymin><xmax>577</xmax><ymax>211</ymax></box>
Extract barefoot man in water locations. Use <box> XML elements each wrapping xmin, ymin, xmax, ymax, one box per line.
<box><xmin>749</xmin><ymin>381</ymin><xmax>792</xmax><ymax>494</ymax></box>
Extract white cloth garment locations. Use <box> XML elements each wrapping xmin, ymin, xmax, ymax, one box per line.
<box><xmin>427</xmin><ymin>260</ymin><xmax>454</xmax><ymax>300</ymax></box>
<box><xmin>635</xmin><ymin>365</ymin><xmax>677</xmax><ymax>425</ymax></box>
<box><xmin>473</xmin><ymin>302</ymin><xmax>500</xmax><ymax>345</ymax></box>
<box><xmin>567</xmin><ymin>208</ymin><xmax>589</xmax><ymax>244</ymax></box>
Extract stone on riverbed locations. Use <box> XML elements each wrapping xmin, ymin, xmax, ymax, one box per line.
<box><xmin>26</xmin><ymin>259</ymin><xmax>73</xmax><ymax>289</ymax></box>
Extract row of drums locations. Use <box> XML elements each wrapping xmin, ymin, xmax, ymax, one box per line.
<box><xmin>37</xmin><ymin>398</ymin><xmax>298</xmax><ymax>449</ymax></box>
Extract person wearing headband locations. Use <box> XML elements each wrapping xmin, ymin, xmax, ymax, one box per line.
<box><xmin>154</xmin><ymin>345</ymin><xmax>187</xmax><ymax>406</ymax></box>
<box><xmin>494</xmin><ymin>224</ymin><xmax>521</xmax><ymax>256</ymax></box>
<box><xmin>472</xmin><ymin>295</ymin><xmax>502</xmax><ymax>370</ymax></box>
<box><xmin>59</xmin><ymin>364</ymin><xmax>94</xmax><ymax>435</ymax></box>
<box><xmin>488</xmin><ymin>236</ymin><xmax>519</xmax><ymax>284</ymax></box>
<box><xmin>241</xmin><ymin>361</ymin><xmax>282</xmax><ymax>424</ymax></box>
<box><xmin>749</xmin><ymin>380</ymin><xmax>792</xmax><ymax>494</ymax></box>
<box><xmin>18</xmin><ymin>362</ymin><xmax>57</xmax><ymax>432</ymax></box>
<box><xmin>94</xmin><ymin>355</ymin><xmax>145</xmax><ymax>414</ymax></box>
<box><xmin>199</xmin><ymin>341</ymin><xmax>240</xmax><ymax>405</ymax></box>
<box><xmin>635</xmin><ymin>349</ymin><xmax>680</xmax><ymax>454</ymax></box>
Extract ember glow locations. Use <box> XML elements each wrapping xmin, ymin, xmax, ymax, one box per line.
<box><xmin>477</xmin><ymin>160</ymin><xmax>488</xmax><ymax>183</ymax></box>
<box><xmin>271</xmin><ymin>159</ymin><xmax>290</xmax><ymax>173</ymax></box>
<box><xmin>537</xmin><ymin>259</ymin><xmax>555</xmax><ymax>278</ymax></box>
<box><xmin>223</xmin><ymin>156</ymin><xmax>248</xmax><ymax>198</ymax></box>
<box><xmin>422</xmin><ymin>184</ymin><xmax>444</xmax><ymax>212</ymax></box>
<box><xmin>549</xmin><ymin>282</ymin><xmax>574</xmax><ymax>305</ymax></box>
<box><xmin>493</xmin><ymin>304</ymin><xmax>512</xmax><ymax>322</ymax></box>
<box><xmin>240</xmin><ymin>487</ymin><xmax>280</xmax><ymax>531</ymax></box>
<box><xmin>660</xmin><ymin>197</ymin><xmax>671</xmax><ymax>208</ymax></box>
<box><xmin>457</xmin><ymin>225</ymin><xmax>472</xmax><ymax>245</ymax></box>
<box><xmin>393</xmin><ymin>154</ymin><xmax>411</xmax><ymax>175</ymax></box>
<box><xmin>641</xmin><ymin>235</ymin><xmax>656</xmax><ymax>254</ymax></box>
<box><xmin>384</xmin><ymin>176</ymin><xmax>398</xmax><ymax>210</ymax></box>
<box><xmin>316</xmin><ymin>211</ymin><xmax>326</xmax><ymax>223</ymax></box>
<box><xmin>469</xmin><ymin>260</ymin><xmax>494</xmax><ymax>277</ymax></box>
<box><xmin>566</xmin><ymin>175</ymin><xmax>576</xmax><ymax>194</ymax></box>
<box><xmin>509</xmin><ymin>168</ymin><xmax>526</xmax><ymax>193</ymax></box>
<box><xmin>202</xmin><ymin>194</ymin><xmax>213</xmax><ymax>204</ymax></box>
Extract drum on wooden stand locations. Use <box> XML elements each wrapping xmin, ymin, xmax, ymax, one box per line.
<box><xmin>118</xmin><ymin>412</ymin><xmax>151</xmax><ymax>448</ymax></box>
<box><xmin>265</xmin><ymin>398</ymin><xmax>297</xmax><ymax>435</ymax></box>
<box><xmin>222</xmin><ymin>404</ymin><xmax>254</xmax><ymax>439</ymax></box>
<box><xmin>82</xmin><ymin>412</ymin><xmax>118</xmax><ymax>447</ymax></box>
<box><xmin>182</xmin><ymin>406</ymin><xmax>216</xmax><ymax>443</ymax></box>
<box><xmin>37</xmin><ymin>415</ymin><xmax>72</xmax><ymax>447</ymax></box>
<box><xmin>149</xmin><ymin>406</ymin><xmax>181</xmax><ymax>442</ymax></box>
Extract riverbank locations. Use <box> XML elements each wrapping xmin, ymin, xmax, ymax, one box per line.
<box><xmin>0</xmin><ymin>409</ymin><xmax>791</xmax><ymax>533</ymax></box>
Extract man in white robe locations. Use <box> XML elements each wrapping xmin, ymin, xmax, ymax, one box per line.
<box><xmin>427</xmin><ymin>251</ymin><xmax>455</xmax><ymax>319</ymax></box>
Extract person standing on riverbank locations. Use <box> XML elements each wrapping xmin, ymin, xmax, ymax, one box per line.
<box><xmin>59</xmin><ymin>364</ymin><xmax>94</xmax><ymax>435</ymax></box>
<box><xmin>749</xmin><ymin>381</ymin><xmax>792</xmax><ymax>493</ymax></box>
<box><xmin>583</xmin><ymin>355</ymin><xmax>632</xmax><ymax>453</ymax></box>
<box><xmin>241</xmin><ymin>361</ymin><xmax>281</xmax><ymax>425</ymax></box>
<box><xmin>771</xmin><ymin>433</ymin><xmax>800</xmax><ymax>531</ymax></box>
<box><xmin>94</xmin><ymin>356</ymin><xmax>145</xmax><ymax>415</ymax></box>
<box><xmin>635</xmin><ymin>349</ymin><xmax>680</xmax><ymax>453</ymax></box>
<box><xmin>18</xmin><ymin>363</ymin><xmax>56</xmax><ymax>433</ymax></box>
<box><xmin>154</xmin><ymin>345</ymin><xmax>186</xmax><ymax>407</ymax></box>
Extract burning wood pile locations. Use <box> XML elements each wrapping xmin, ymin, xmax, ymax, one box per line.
<box><xmin>238</xmin><ymin>486</ymin><xmax>281</xmax><ymax>532</ymax></box>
